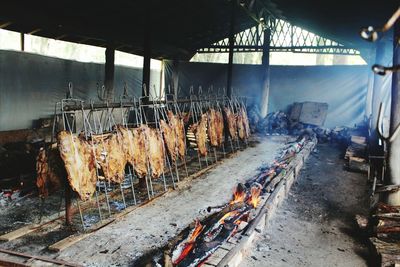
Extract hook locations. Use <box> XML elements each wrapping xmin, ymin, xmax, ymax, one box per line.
<box><xmin>372</xmin><ymin>64</ymin><xmax>400</xmax><ymax>76</ymax></box>
<box><xmin>360</xmin><ymin>7</ymin><xmax>400</xmax><ymax>42</ymax></box>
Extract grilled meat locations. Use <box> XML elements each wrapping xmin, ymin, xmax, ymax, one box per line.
<box><xmin>36</xmin><ymin>146</ymin><xmax>65</xmax><ymax>198</ymax></box>
<box><xmin>58</xmin><ymin>131</ymin><xmax>97</xmax><ymax>201</ymax></box>
<box><xmin>175</xmin><ymin>113</ymin><xmax>187</xmax><ymax>160</ymax></box>
<box><xmin>188</xmin><ymin>114</ymin><xmax>208</xmax><ymax>156</ymax></box>
<box><xmin>216</xmin><ymin>110</ymin><xmax>225</xmax><ymax>146</ymax></box>
<box><xmin>131</xmin><ymin>125</ymin><xmax>149</xmax><ymax>178</ymax></box>
<box><xmin>207</xmin><ymin>109</ymin><xmax>218</xmax><ymax>147</ymax></box>
<box><xmin>160</xmin><ymin>119</ymin><xmax>177</xmax><ymax>162</ymax></box>
<box><xmin>241</xmin><ymin>107</ymin><xmax>251</xmax><ymax>139</ymax></box>
<box><xmin>145</xmin><ymin>127</ymin><xmax>165</xmax><ymax>178</ymax></box>
<box><xmin>92</xmin><ymin>132</ymin><xmax>126</xmax><ymax>184</ymax></box>
<box><xmin>237</xmin><ymin>112</ymin><xmax>246</xmax><ymax>140</ymax></box>
<box><xmin>224</xmin><ymin>107</ymin><xmax>238</xmax><ymax>140</ymax></box>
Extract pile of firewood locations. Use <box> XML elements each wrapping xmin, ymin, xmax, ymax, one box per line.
<box><xmin>370</xmin><ymin>203</ymin><xmax>400</xmax><ymax>266</ymax></box>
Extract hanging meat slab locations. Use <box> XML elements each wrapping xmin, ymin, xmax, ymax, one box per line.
<box><xmin>188</xmin><ymin>114</ymin><xmax>208</xmax><ymax>156</ymax></box>
<box><xmin>115</xmin><ymin>125</ymin><xmax>135</xmax><ymax>165</ymax></box>
<box><xmin>207</xmin><ymin>109</ymin><xmax>219</xmax><ymax>147</ymax></box>
<box><xmin>237</xmin><ymin>112</ymin><xmax>246</xmax><ymax>140</ymax></box>
<box><xmin>92</xmin><ymin>132</ymin><xmax>126</xmax><ymax>184</ymax></box>
<box><xmin>216</xmin><ymin>110</ymin><xmax>225</xmax><ymax>146</ymax></box>
<box><xmin>160</xmin><ymin>119</ymin><xmax>177</xmax><ymax>162</ymax></box>
<box><xmin>241</xmin><ymin>107</ymin><xmax>251</xmax><ymax>139</ymax></box>
<box><xmin>36</xmin><ymin>146</ymin><xmax>65</xmax><ymax>198</ymax></box>
<box><xmin>131</xmin><ymin>126</ymin><xmax>149</xmax><ymax>178</ymax></box>
<box><xmin>224</xmin><ymin>107</ymin><xmax>238</xmax><ymax>140</ymax></box>
<box><xmin>145</xmin><ymin>127</ymin><xmax>165</xmax><ymax>178</ymax></box>
<box><xmin>57</xmin><ymin>131</ymin><xmax>97</xmax><ymax>201</ymax></box>
<box><xmin>174</xmin><ymin>112</ymin><xmax>187</xmax><ymax>160</ymax></box>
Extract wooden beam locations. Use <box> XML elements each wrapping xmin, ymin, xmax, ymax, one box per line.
<box><xmin>0</xmin><ymin>248</ymin><xmax>81</xmax><ymax>267</ymax></box>
<box><xmin>0</xmin><ymin>22</ymin><xmax>12</xmax><ymax>28</ymax></box>
<box><xmin>55</xmin><ymin>34</ymin><xmax>68</xmax><ymax>40</ymax></box>
<box><xmin>28</xmin><ymin>28</ymin><xmax>41</xmax><ymax>34</ymax></box>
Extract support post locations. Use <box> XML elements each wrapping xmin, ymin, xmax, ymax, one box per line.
<box><xmin>104</xmin><ymin>45</ymin><xmax>115</xmax><ymax>100</ymax></box>
<box><xmin>260</xmin><ymin>28</ymin><xmax>271</xmax><ymax>117</ymax></box>
<box><xmin>387</xmin><ymin>21</ymin><xmax>400</xmax><ymax>205</ymax></box>
<box><xmin>226</xmin><ymin>0</ymin><xmax>235</xmax><ymax>98</ymax></box>
<box><xmin>20</xmin><ymin>32</ymin><xmax>24</xmax><ymax>51</ymax></box>
<box><xmin>171</xmin><ymin>60</ymin><xmax>180</xmax><ymax>99</ymax></box>
<box><xmin>142</xmin><ymin>23</ymin><xmax>151</xmax><ymax>98</ymax></box>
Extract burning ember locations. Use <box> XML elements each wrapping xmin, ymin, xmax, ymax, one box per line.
<box><xmin>230</xmin><ymin>183</ymin><xmax>246</xmax><ymax>205</ymax></box>
<box><xmin>169</xmin><ymin>138</ymin><xmax>309</xmax><ymax>267</ymax></box>
<box><xmin>248</xmin><ymin>184</ymin><xmax>262</xmax><ymax>208</ymax></box>
<box><xmin>172</xmin><ymin>220</ymin><xmax>204</xmax><ymax>265</ymax></box>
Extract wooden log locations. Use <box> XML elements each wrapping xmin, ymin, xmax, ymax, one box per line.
<box><xmin>0</xmin><ymin>248</ymin><xmax>81</xmax><ymax>267</ymax></box>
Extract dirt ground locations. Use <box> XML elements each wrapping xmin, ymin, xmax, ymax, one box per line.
<box><xmin>242</xmin><ymin>143</ymin><xmax>370</xmax><ymax>267</ymax></box>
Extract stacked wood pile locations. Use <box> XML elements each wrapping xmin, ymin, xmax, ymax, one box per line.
<box><xmin>370</xmin><ymin>203</ymin><xmax>400</xmax><ymax>267</ymax></box>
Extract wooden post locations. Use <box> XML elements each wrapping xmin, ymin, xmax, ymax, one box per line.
<box><xmin>104</xmin><ymin>45</ymin><xmax>115</xmax><ymax>100</ymax></box>
<box><xmin>142</xmin><ymin>32</ymin><xmax>151</xmax><ymax>99</ymax></box>
<box><xmin>20</xmin><ymin>32</ymin><xmax>24</xmax><ymax>51</ymax></box>
<box><xmin>260</xmin><ymin>28</ymin><xmax>271</xmax><ymax>117</ymax></box>
<box><xmin>226</xmin><ymin>0</ymin><xmax>235</xmax><ymax>98</ymax></box>
<box><xmin>387</xmin><ymin>21</ymin><xmax>400</xmax><ymax>205</ymax></box>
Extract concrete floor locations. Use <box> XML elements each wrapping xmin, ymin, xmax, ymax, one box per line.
<box><xmin>55</xmin><ymin>136</ymin><xmax>290</xmax><ymax>266</ymax></box>
<box><xmin>242</xmin><ymin>143</ymin><xmax>370</xmax><ymax>267</ymax></box>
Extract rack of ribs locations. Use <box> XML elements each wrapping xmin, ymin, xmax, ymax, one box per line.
<box><xmin>207</xmin><ymin>109</ymin><xmax>219</xmax><ymax>147</ymax></box>
<box><xmin>215</xmin><ymin>110</ymin><xmax>225</xmax><ymax>146</ymax></box>
<box><xmin>241</xmin><ymin>107</ymin><xmax>251</xmax><ymax>139</ymax></box>
<box><xmin>160</xmin><ymin>119</ymin><xmax>177</xmax><ymax>162</ymax></box>
<box><xmin>174</xmin><ymin>112</ymin><xmax>187</xmax><ymax>160</ymax></box>
<box><xmin>131</xmin><ymin>125</ymin><xmax>149</xmax><ymax>178</ymax></box>
<box><xmin>187</xmin><ymin>114</ymin><xmax>208</xmax><ymax>156</ymax></box>
<box><xmin>92</xmin><ymin>132</ymin><xmax>126</xmax><ymax>184</ymax></box>
<box><xmin>237</xmin><ymin>112</ymin><xmax>246</xmax><ymax>140</ymax></box>
<box><xmin>57</xmin><ymin>131</ymin><xmax>97</xmax><ymax>201</ymax></box>
<box><xmin>224</xmin><ymin>107</ymin><xmax>238</xmax><ymax>140</ymax></box>
<box><xmin>36</xmin><ymin>146</ymin><xmax>65</xmax><ymax>198</ymax></box>
<box><xmin>145</xmin><ymin>127</ymin><xmax>165</xmax><ymax>178</ymax></box>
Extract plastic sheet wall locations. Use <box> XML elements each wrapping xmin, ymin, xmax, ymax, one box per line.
<box><xmin>0</xmin><ymin>50</ymin><xmax>160</xmax><ymax>131</ymax></box>
<box><xmin>165</xmin><ymin>61</ymin><xmax>370</xmax><ymax>128</ymax></box>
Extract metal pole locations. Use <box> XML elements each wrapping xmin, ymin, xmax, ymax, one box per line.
<box><xmin>387</xmin><ymin>21</ymin><xmax>400</xmax><ymax>205</ymax></box>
